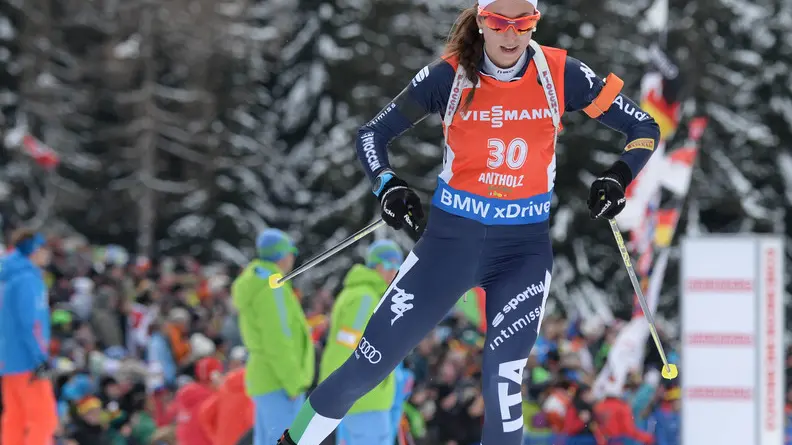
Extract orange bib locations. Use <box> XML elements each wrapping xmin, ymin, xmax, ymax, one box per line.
<box><xmin>432</xmin><ymin>41</ymin><xmax>567</xmax><ymax>225</ymax></box>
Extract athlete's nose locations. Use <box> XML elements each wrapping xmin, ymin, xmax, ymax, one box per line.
<box><xmin>503</xmin><ymin>27</ymin><xmax>521</xmax><ymax>42</ymax></box>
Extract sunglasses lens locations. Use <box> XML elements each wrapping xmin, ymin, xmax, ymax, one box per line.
<box><xmin>481</xmin><ymin>14</ymin><xmax>538</xmax><ymax>34</ymax></box>
<box><xmin>481</xmin><ymin>15</ymin><xmax>505</xmax><ymax>32</ymax></box>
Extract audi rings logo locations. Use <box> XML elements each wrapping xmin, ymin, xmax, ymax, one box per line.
<box><xmin>357</xmin><ymin>337</ymin><xmax>382</xmax><ymax>364</ymax></box>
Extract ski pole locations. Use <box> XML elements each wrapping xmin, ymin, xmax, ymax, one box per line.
<box><xmin>268</xmin><ymin>219</ymin><xmax>387</xmax><ymax>288</ymax></box>
<box><xmin>608</xmin><ymin>218</ymin><xmax>678</xmax><ymax>380</ymax></box>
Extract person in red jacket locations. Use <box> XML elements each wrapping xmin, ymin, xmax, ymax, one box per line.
<box><xmin>169</xmin><ymin>357</ymin><xmax>223</xmax><ymax>445</ymax></box>
<box><xmin>561</xmin><ymin>384</ymin><xmax>606</xmax><ymax>444</ymax></box>
<box><xmin>199</xmin><ymin>367</ymin><xmax>254</xmax><ymax>445</ymax></box>
<box><xmin>594</xmin><ymin>390</ymin><xmax>654</xmax><ymax>445</ymax></box>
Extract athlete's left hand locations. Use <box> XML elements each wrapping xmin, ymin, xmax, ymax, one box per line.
<box><xmin>587</xmin><ymin>162</ymin><xmax>630</xmax><ymax>219</ymax></box>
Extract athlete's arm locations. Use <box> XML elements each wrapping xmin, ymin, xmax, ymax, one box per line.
<box><xmin>355</xmin><ymin>59</ymin><xmax>455</xmax><ymax>182</ymax></box>
<box><xmin>564</xmin><ymin>56</ymin><xmax>661</xmax><ymax>185</ymax></box>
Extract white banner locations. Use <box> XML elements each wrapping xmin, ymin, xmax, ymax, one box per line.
<box><xmin>680</xmin><ymin>235</ymin><xmax>785</xmax><ymax>445</ymax></box>
<box><xmin>614</xmin><ymin>141</ymin><xmax>666</xmax><ymax>231</ymax></box>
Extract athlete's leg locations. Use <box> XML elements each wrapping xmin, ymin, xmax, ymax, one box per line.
<box><xmin>478</xmin><ymin>235</ymin><xmax>553</xmax><ymax>445</ymax></box>
<box><xmin>285</xmin><ymin>213</ymin><xmax>484</xmax><ymax>445</ymax></box>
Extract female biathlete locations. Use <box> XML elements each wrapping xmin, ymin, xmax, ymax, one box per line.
<box><xmin>278</xmin><ymin>0</ymin><xmax>660</xmax><ymax>443</ymax></box>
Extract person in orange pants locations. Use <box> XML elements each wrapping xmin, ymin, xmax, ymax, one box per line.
<box><xmin>199</xmin><ymin>367</ymin><xmax>254</xmax><ymax>445</ymax></box>
<box><xmin>0</xmin><ymin>228</ymin><xmax>58</xmax><ymax>445</ymax></box>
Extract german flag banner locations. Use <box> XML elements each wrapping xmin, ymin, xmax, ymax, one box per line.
<box><xmin>630</xmin><ymin>117</ymin><xmax>708</xmax><ymax>318</ymax></box>
<box><xmin>615</xmin><ymin>34</ymin><xmax>685</xmax><ymax>232</ymax></box>
<box><xmin>595</xmin><ymin>0</ymin><xmax>706</xmax><ymax>397</ymax></box>
<box><xmin>594</xmin><ymin>117</ymin><xmax>708</xmax><ymax>398</ymax></box>
<box><xmin>639</xmin><ymin>44</ymin><xmax>685</xmax><ymax>141</ymax></box>
<box><xmin>22</xmin><ymin>133</ymin><xmax>60</xmax><ymax>171</ymax></box>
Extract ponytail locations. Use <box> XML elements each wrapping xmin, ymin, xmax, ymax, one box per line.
<box><xmin>444</xmin><ymin>6</ymin><xmax>484</xmax><ymax>111</ymax></box>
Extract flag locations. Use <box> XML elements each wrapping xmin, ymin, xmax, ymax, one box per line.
<box><xmin>454</xmin><ymin>287</ymin><xmax>487</xmax><ymax>334</ymax></box>
<box><xmin>616</xmin><ymin>141</ymin><xmax>667</xmax><ymax>232</ymax></box>
<box><xmin>22</xmin><ymin>134</ymin><xmax>60</xmax><ymax>171</ymax></box>
<box><xmin>631</xmin><ymin>118</ymin><xmax>707</xmax><ymax>317</ymax></box>
<box><xmin>595</xmin><ymin>0</ymin><xmax>705</xmax><ymax>395</ymax></box>
<box><xmin>616</xmin><ymin>4</ymin><xmax>687</xmax><ymax>232</ymax></box>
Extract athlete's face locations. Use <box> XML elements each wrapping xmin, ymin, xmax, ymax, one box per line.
<box><xmin>477</xmin><ymin>0</ymin><xmax>538</xmax><ymax>68</ymax></box>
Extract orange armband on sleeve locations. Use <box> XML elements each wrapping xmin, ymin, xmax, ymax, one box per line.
<box><xmin>583</xmin><ymin>73</ymin><xmax>625</xmax><ymax>118</ymax></box>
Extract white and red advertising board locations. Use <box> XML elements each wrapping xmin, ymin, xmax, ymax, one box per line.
<box><xmin>680</xmin><ymin>235</ymin><xmax>785</xmax><ymax>445</ymax></box>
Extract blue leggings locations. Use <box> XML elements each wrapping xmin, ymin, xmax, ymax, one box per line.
<box><xmin>296</xmin><ymin>209</ymin><xmax>553</xmax><ymax>445</ymax></box>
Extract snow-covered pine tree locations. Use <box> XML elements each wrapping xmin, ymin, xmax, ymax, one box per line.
<box><xmin>83</xmin><ymin>0</ymin><xmax>264</xmax><ymax>258</ymax></box>
<box><xmin>3</xmin><ymin>0</ymin><xmax>107</xmax><ymax>232</ymax></box>
<box><xmin>162</xmin><ymin>0</ymin><xmax>300</xmax><ymax>263</ymax></box>
<box><xmin>0</xmin><ymin>0</ymin><xmax>22</xmax><ymax>229</ymax></box>
<box><xmin>266</xmin><ymin>0</ymin><xmax>465</xmax><ymax>294</ymax></box>
<box><xmin>682</xmin><ymin>0</ymin><xmax>791</xmax><ymax>307</ymax></box>
<box><xmin>684</xmin><ymin>0</ymin><xmax>789</xmax><ymax>235</ymax></box>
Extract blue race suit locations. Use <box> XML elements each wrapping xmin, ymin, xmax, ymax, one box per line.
<box><xmin>286</xmin><ymin>45</ymin><xmax>660</xmax><ymax>445</ymax></box>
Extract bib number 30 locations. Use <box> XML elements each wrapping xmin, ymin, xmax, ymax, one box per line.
<box><xmin>487</xmin><ymin>138</ymin><xmax>528</xmax><ymax>170</ymax></box>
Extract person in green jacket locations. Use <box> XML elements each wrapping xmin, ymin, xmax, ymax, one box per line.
<box><xmin>232</xmin><ymin>228</ymin><xmax>315</xmax><ymax>445</ymax></box>
<box><xmin>320</xmin><ymin>239</ymin><xmax>403</xmax><ymax>445</ymax></box>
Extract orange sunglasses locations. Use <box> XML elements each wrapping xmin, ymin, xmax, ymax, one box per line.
<box><xmin>478</xmin><ymin>8</ymin><xmax>541</xmax><ymax>35</ymax></box>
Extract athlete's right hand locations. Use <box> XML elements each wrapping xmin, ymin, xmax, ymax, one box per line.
<box><xmin>373</xmin><ymin>170</ymin><xmax>424</xmax><ymax>234</ymax></box>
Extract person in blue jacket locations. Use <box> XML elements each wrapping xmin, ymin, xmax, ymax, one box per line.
<box><xmin>390</xmin><ymin>362</ymin><xmax>414</xmax><ymax>444</ymax></box>
<box><xmin>0</xmin><ymin>228</ymin><xmax>59</xmax><ymax>445</ymax></box>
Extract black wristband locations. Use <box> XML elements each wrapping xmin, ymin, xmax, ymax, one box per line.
<box><xmin>604</xmin><ymin>160</ymin><xmax>633</xmax><ymax>189</ymax></box>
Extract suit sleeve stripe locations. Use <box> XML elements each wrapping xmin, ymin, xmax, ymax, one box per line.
<box><xmin>274</xmin><ymin>288</ymin><xmax>292</xmax><ymax>337</ymax></box>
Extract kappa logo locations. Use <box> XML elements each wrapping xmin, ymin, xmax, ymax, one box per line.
<box><xmin>579</xmin><ymin>62</ymin><xmax>597</xmax><ymax>88</ymax></box>
<box><xmin>389</xmin><ymin>285</ymin><xmax>414</xmax><ymax>325</ymax></box>
<box><xmin>355</xmin><ymin>337</ymin><xmax>382</xmax><ymax>364</ymax></box>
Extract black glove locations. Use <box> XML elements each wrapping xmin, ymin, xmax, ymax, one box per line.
<box><xmin>372</xmin><ymin>169</ymin><xmax>424</xmax><ymax>234</ymax></box>
<box><xmin>587</xmin><ymin>161</ymin><xmax>632</xmax><ymax>220</ymax></box>
<box><xmin>30</xmin><ymin>360</ymin><xmax>51</xmax><ymax>382</ymax></box>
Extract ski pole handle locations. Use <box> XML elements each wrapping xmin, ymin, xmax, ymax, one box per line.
<box><xmin>269</xmin><ymin>219</ymin><xmax>387</xmax><ymax>288</ymax></box>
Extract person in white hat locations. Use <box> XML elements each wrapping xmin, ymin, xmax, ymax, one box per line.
<box><xmin>278</xmin><ymin>0</ymin><xmax>660</xmax><ymax>443</ymax></box>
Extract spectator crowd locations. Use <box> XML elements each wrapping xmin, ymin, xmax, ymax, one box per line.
<box><xmin>0</xmin><ymin>228</ymin><xmax>790</xmax><ymax>445</ymax></box>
